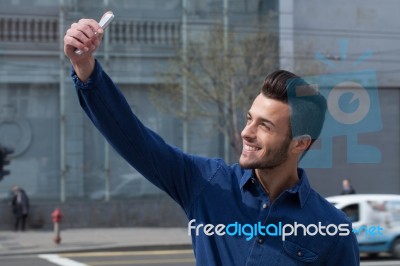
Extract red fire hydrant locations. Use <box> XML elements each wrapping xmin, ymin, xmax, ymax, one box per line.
<box><xmin>52</xmin><ymin>208</ymin><xmax>63</xmax><ymax>244</ymax></box>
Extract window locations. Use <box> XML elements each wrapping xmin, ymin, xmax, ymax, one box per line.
<box><xmin>342</xmin><ymin>204</ymin><xmax>360</xmax><ymax>223</ymax></box>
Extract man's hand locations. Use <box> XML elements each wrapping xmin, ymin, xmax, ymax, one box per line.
<box><xmin>63</xmin><ymin>19</ymin><xmax>104</xmax><ymax>82</ymax></box>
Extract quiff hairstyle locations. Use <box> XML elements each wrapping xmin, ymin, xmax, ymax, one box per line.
<box><xmin>261</xmin><ymin>70</ymin><xmax>327</xmax><ymax>154</ymax></box>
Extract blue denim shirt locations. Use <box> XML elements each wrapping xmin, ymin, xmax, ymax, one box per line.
<box><xmin>72</xmin><ymin>61</ymin><xmax>359</xmax><ymax>266</ymax></box>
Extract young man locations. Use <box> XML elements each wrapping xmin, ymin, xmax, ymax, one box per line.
<box><xmin>64</xmin><ymin>18</ymin><xmax>359</xmax><ymax>265</ymax></box>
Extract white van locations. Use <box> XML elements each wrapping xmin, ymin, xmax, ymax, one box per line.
<box><xmin>326</xmin><ymin>194</ymin><xmax>400</xmax><ymax>258</ymax></box>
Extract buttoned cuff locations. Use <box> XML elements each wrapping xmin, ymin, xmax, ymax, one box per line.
<box><xmin>71</xmin><ymin>60</ymin><xmax>102</xmax><ymax>90</ymax></box>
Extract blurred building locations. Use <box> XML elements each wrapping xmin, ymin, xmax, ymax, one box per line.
<box><xmin>0</xmin><ymin>0</ymin><xmax>278</xmax><ymax>229</ymax></box>
<box><xmin>282</xmin><ymin>0</ymin><xmax>400</xmax><ymax>198</ymax></box>
<box><xmin>0</xmin><ymin>0</ymin><xmax>399</xmax><ymax>230</ymax></box>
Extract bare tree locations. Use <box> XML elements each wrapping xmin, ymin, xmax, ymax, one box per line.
<box><xmin>152</xmin><ymin>19</ymin><xmax>278</xmax><ymax>160</ymax></box>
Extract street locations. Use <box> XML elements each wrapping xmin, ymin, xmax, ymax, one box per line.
<box><xmin>1</xmin><ymin>251</ymin><xmax>400</xmax><ymax>266</ymax></box>
<box><xmin>47</xmin><ymin>249</ymin><xmax>196</xmax><ymax>266</ymax></box>
<box><xmin>0</xmin><ymin>249</ymin><xmax>196</xmax><ymax>266</ymax></box>
<box><xmin>0</xmin><ymin>254</ymin><xmax>56</xmax><ymax>266</ymax></box>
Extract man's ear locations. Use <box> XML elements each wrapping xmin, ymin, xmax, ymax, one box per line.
<box><xmin>291</xmin><ymin>135</ymin><xmax>312</xmax><ymax>154</ymax></box>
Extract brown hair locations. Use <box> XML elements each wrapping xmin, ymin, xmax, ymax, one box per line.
<box><xmin>261</xmin><ymin>70</ymin><xmax>327</xmax><ymax>152</ymax></box>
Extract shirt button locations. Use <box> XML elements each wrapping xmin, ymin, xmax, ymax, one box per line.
<box><xmin>262</xmin><ymin>203</ymin><xmax>268</xmax><ymax>209</ymax></box>
<box><xmin>297</xmin><ymin>250</ymin><xmax>302</xmax><ymax>257</ymax></box>
<box><xmin>251</xmin><ymin>178</ymin><xmax>256</xmax><ymax>184</ymax></box>
<box><xmin>257</xmin><ymin>237</ymin><xmax>264</xmax><ymax>244</ymax></box>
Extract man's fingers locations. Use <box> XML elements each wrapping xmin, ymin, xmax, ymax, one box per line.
<box><xmin>65</xmin><ymin>19</ymin><xmax>103</xmax><ymax>53</ymax></box>
<box><xmin>64</xmin><ymin>34</ymin><xmax>88</xmax><ymax>53</ymax></box>
<box><xmin>74</xmin><ymin>19</ymin><xmax>101</xmax><ymax>36</ymax></box>
<box><xmin>74</xmin><ymin>19</ymin><xmax>102</xmax><ymax>33</ymax></box>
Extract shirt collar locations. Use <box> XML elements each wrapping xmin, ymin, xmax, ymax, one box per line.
<box><xmin>239</xmin><ymin>169</ymin><xmax>254</xmax><ymax>189</ymax></box>
<box><xmin>240</xmin><ymin>168</ymin><xmax>311</xmax><ymax>208</ymax></box>
<box><xmin>288</xmin><ymin>168</ymin><xmax>312</xmax><ymax>208</ymax></box>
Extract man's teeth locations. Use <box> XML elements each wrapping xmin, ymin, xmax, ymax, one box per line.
<box><xmin>244</xmin><ymin>145</ymin><xmax>260</xmax><ymax>151</ymax></box>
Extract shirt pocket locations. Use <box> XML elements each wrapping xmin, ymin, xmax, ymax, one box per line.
<box><xmin>282</xmin><ymin>240</ymin><xmax>318</xmax><ymax>264</ymax></box>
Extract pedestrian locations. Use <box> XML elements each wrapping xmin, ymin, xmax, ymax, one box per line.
<box><xmin>63</xmin><ymin>17</ymin><xmax>359</xmax><ymax>265</ymax></box>
<box><xmin>341</xmin><ymin>178</ymin><xmax>356</xmax><ymax>195</ymax></box>
<box><xmin>11</xmin><ymin>186</ymin><xmax>30</xmax><ymax>231</ymax></box>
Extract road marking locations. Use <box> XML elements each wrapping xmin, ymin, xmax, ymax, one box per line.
<box><xmin>361</xmin><ymin>262</ymin><xmax>400</xmax><ymax>266</ymax></box>
<box><xmin>60</xmin><ymin>249</ymin><xmax>193</xmax><ymax>257</ymax></box>
<box><xmin>38</xmin><ymin>254</ymin><xmax>89</xmax><ymax>266</ymax></box>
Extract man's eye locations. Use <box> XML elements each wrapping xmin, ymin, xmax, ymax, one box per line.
<box><xmin>261</xmin><ymin>124</ymin><xmax>271</xmax><ymax>130</ymax></box>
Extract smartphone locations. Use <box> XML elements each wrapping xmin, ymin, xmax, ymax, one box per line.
<box><xmin>74</xmin><ymin>11</ymin><xmax>115</xmax><ymax>55</ymax></box>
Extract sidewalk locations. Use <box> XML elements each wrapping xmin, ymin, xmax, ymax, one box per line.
<box><xmin>0</xmin><ymin>227</ymin><xmax>192</xmax><ymax>256</ymax></box>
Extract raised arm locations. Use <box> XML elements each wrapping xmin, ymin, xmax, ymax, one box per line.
<box><xmin>63</xmin><ymin>17</ymin><xmax>225</xmax><ymax>212</ymax></box>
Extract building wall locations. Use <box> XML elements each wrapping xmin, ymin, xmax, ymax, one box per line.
<box><xmin>292</xmin><ymin>0</ymin><xmax>400</xmax><ymax>87</ymax></box>
<box><xmin>0</xmin><ymin>196</ymin><xmax>187</xmax><ymax>230</ymax></box>
<box><xmin>307</xmin><ymin>87</ymin><xmax>400</xmax><ymax>196</ymax></box>
<box><xmin>290</xmin><ymin>0</ymin><xmax>400</xmax><ymax>196</ymax></box>
<box><xmin>0</xmin><ymin>0</ymin><xmax>275</xmax><ymax>229</ymax></box>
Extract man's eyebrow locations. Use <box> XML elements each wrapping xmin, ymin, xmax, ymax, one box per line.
<box><xmin>247</xmin><ymin>111</ymin><xmax>276</xmax><ymax>128</ymax></box>
<box><xmin>260</xmin><ymin>118</ymin><xmax>276</xmax><ymax>128</ymax></box>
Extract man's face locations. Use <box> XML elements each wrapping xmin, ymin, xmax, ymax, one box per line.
<box><xmin>239</xmin><ymin>93</ymin><xmax>292</xmax><ymax>170</ymax></box>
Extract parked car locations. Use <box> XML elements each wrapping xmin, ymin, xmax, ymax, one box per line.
<box><xmin>326</xmin><ymin>194</ymin><xmax>400</xmax><ymax>259</ymax></box>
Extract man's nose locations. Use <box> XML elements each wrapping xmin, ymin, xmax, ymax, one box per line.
<box><xmin>241</xmin><ymin>124</ymin><xmax>256</xmax><ymax>140</ymax></box>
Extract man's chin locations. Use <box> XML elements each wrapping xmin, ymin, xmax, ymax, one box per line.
<box><xmin>239</xmin><ymin>157</ymin><xmax>253</xmax><ymax>169</ymax></box>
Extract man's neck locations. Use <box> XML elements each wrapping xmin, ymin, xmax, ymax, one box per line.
<box><xmin>255</xmin><ymin>162</ymin><xmax>299</xmax><ymax>202</ymax></box>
